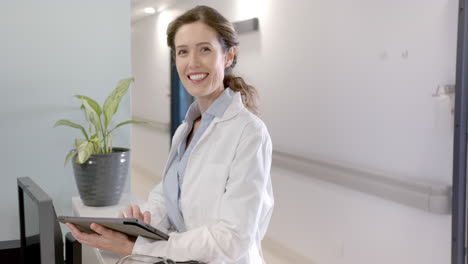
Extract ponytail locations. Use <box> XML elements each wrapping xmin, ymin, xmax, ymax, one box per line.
<box><xmin>224</xmin><ymin>74</ymin><xmax>259</xmax><ymax>116</ymax></box>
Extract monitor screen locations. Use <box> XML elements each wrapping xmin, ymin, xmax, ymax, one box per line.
<box><xmin>18</xmin><ymin>177</ymin><xmax>64</xmax><ymax>264</ymax></box>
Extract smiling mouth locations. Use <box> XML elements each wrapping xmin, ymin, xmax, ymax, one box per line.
<box><xmin>188</xmin><ymin>73</ymin><xmax>209</xmax><ymax>81</ymax></box>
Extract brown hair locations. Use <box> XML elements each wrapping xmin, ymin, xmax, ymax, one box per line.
<box><xmin>167</xmin><ymin>5</ymin><xmax>259</xmax><ymax>115</ymax></box>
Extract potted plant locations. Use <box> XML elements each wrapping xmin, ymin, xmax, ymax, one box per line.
<box><xmin>54</xmin><ymin>77</ymin><xmax>141</xmax><ymax>206</ymax></box>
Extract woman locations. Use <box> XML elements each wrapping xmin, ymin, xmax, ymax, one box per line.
<box><xmin>68</xmin><ymin>5</ymin><xmax>273</xmax><ymax>264</ymax></box>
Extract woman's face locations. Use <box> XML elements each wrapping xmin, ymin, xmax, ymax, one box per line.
<box><xmin>174</xmin><ymin>21</ymin><xmax>234</xmax><ymax>99</ymax></box>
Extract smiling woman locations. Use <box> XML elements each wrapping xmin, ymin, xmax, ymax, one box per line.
<box><xmin>69</xmin><ymin>5</ymin><xmax>274</xmax><ymax>264</ymax></box>
<box><xmin>167</xmin><ymin>6</ymin><xmax>260</xmax><ymax>116</ymax></box>
<box><xmin>172</xmin><ymin>21</ymin><xmax>234</xmax><ymax>112</ymax></box>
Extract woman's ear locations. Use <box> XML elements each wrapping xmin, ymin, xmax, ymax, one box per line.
<box><xmin>225</xmin><ymin>46</ymin><xmax>237</xmax><ymax>68</ymax></box>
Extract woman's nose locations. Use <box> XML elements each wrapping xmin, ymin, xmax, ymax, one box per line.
<box><xmin>188</xmin><ymin>52</ymin><xmax>200</xmax><ymax>68</ymax></box>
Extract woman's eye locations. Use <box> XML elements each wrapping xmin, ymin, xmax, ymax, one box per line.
<box><xmin>177</xmin><ymin>50</ymin><xmax>187</xmax><ymax>56</ymax></box>
<box><xmin>201</xmin><ymin>47</ymin><xmax>211</xmax><ymax>53</ymax></box>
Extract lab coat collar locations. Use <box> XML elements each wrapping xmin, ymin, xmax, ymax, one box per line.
<box><xmin>163</xmin><ymin>91</ymin><xmax>244</xmax><ymax>177</ymax></box>
<box><xmin>213</xmin><ymin>91</ymin><xmax>244</xmax><ymax>123</ymax></box>
<box><xmin>204</xmin><ymin>87</ymin><xmax>234</xmax><ymax>118</ymax></box>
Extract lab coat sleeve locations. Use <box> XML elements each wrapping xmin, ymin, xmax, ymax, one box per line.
<box><xmin>132</xmin><ymin>120</ymin><xmax>272</xmax><ymax>262</ymax></box>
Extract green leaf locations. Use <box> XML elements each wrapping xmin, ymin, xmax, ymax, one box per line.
<box><xmin>109</xmin><ymin>120</ymin><xmax>144</xmax><ymax>133</ymax></box>
<box><xmin>75</xmin><ymin>95</ymin><xmax>102</xmax><ymax>117</ymax></box>
<box><xmin>107</xmin><ymin>133</ymin><xmax>113</xmax><ymax>153</ymax></box>
<box><xmin>81</xmin><ymin>99</ymin><xmax>103</xmax><ymax>138</ymax></box>
<box><xmin>89</xmin><ymin>136</ymin><xmax>101</xmax><ymax>153</ymax></box>
<box><xmin>54</xmin><ymin>119</ymin><xmax>89</xmax><ymax>140</ymax></box>
<box><xmin>103</xmin><ymin>78</ymin><xmax>134</xmax><ymax>129</ymax></box>
<box><xmin>74</xmin><ymin>139</ymin><xmax>87</xmax><ymax>149</ymax></box>
<box><xmin>80</xmin><ymin>99</ymin><xmax>106</xmax><ymax>156</ymax></box>
<box><xmin>76</xmin><ymin>140</ymin><xmax>94</xmax><ymax>164</ymax></box>
<box><xmin>64</xmin><ymin>150</ymin><xmax>76</xmax><ymax>166</ymax></box>
<box><xmin>92</xmin><ymin>140</ymin><xmax>100</xmax><ymax>154</ymax></box>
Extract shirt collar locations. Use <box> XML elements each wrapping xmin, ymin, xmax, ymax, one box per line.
<box><xmin>185</xmin><ymin>101</ymin><xmax>201</xmax><ymax>123</ymax></box>
<box><xmin>185</xmin><ymin>88</ymin><xmax>234</xmax><ymax>122</ymax></box>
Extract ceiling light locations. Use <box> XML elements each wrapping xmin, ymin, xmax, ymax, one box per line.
<box><xmin>144</xmin><ymin>7</ymin><xmax>156</xmax><ymax>14</ymax></box>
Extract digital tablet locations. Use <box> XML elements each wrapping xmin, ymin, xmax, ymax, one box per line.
<box><xmin>58</xmin><ymin>216</ymin><xmax>169</xmax><ymax>241</ymax></box>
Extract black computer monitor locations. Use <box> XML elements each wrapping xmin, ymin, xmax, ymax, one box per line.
<box><xmin>17</xmin><ymin>177</ymin><xmax>64</xmax><ymax>264</ymax></box>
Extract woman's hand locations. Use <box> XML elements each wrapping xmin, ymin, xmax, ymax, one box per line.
<box><xmin>119</xmin><ymin>204</ymin><xmax>151</xmax><ymax>225</ymax></box>
<box><xmin>66</xmin><ymin>205</ymin><xmax>151</xmax><ymax>255</ymax></box>
<box><xmin>66</xmin><ymin>223</ymin><xmax>135</xmax><ymax>256</ymax></box>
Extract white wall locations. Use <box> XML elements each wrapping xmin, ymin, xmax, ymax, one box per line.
<box><xmin>0</xmin><ymin>1</ymin><xmax>131</xmax><ymax>241</ymax></box>
<box><xmin>131</xmin><ymin>9</ymin><xmax>176</xmax><ymax>184</ymax></box>
<box><xmin>131</xmin><ymin>0</ymin><xmax>454</xmax><ymax>263</ymax></box>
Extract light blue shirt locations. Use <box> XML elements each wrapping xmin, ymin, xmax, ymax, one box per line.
<box><xmin>163</xmin><ymin>88</ymin><xmax>234</xmax><ymax>232</ymax></box>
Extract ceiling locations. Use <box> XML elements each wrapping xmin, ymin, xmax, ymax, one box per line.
<box><xmin>131</xmin><ymin>0</ymin><xmax>177</xmax><ymax>23</ymax></box>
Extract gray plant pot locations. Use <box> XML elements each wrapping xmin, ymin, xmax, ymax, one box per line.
<box><xmin>72</xmin><ymin>147</ymin><xmax>130</xmax><ymax>206</ymax></box>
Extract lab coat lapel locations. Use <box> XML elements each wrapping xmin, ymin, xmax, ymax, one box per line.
<box><xmin>162</xmin><ymin>122</ymin><xmax>188</xmax><ymax>177</ymax></box>
<box><xmin>189</xmin><ymin>92</ymin><xmax>244</xmax><ymax>153</ymax></box>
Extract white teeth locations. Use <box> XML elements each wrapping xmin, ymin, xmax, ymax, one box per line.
<box><xmin>189</xmin><ymin>73</ymin><xmax>207</xmax><ymax>81</ymax></box>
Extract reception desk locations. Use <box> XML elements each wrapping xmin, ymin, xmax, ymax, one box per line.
<box><xmin>72</xmin><ymin>194</ymin><xmax>145</xmax><ymax>264</ymax></box>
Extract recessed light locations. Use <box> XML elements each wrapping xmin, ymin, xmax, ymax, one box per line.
<box><xmin>144</xmin><ymin>7</ymin><xmax>156</xmax><ymax>14</ymax></box>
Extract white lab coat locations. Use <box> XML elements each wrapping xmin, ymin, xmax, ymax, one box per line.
<box><xmin>133</xmin><ymin>92</ymin><xmax>274</xmax><ymax>264</ymax></box>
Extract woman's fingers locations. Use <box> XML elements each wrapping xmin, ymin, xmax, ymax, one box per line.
<box><xmin>66</xmin><ymin>221</ymin><xmax>134</xmax><ymax>255</ymax></box>
<box><xmin>66</xmin><ymin>223</ymin><xmax>92</xmax><ymax>244</ymax></box>
<box><xmin>123</xmin><ymin>204</ymin><xmax>149</xmax><ymax>222</ymax></box>
<box><xmin>143</xmin><ymin>211</ymin><xmax>151</xmax><ymax>224</ymax></box>
<box><xmin>66</xmin><ymin>223</ymin><xmax>85</xmax><ymax>240</ymax></box>
<box><xmin>66</xmin><ymin>223</ymin><xmax>78</xmax><ymax>232</ymax></box>
<box><xmin>132</xmin><ymin>205</ymin><xmax>143</xmax><ymax>220</ymax></box>
<box><xmin>125</xmin><ymin>205</ymin><xmax>134</xmax><ymax>218</ymax></box>
<box><xmin>118</xmin><ymin>212</ymin><xmax>124</xmax><ymax>218</ymax></box>
<box><xmin>90</xmin><ymin>223</ymin><xmax>112</xmax><ymax>237</ymax></box>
